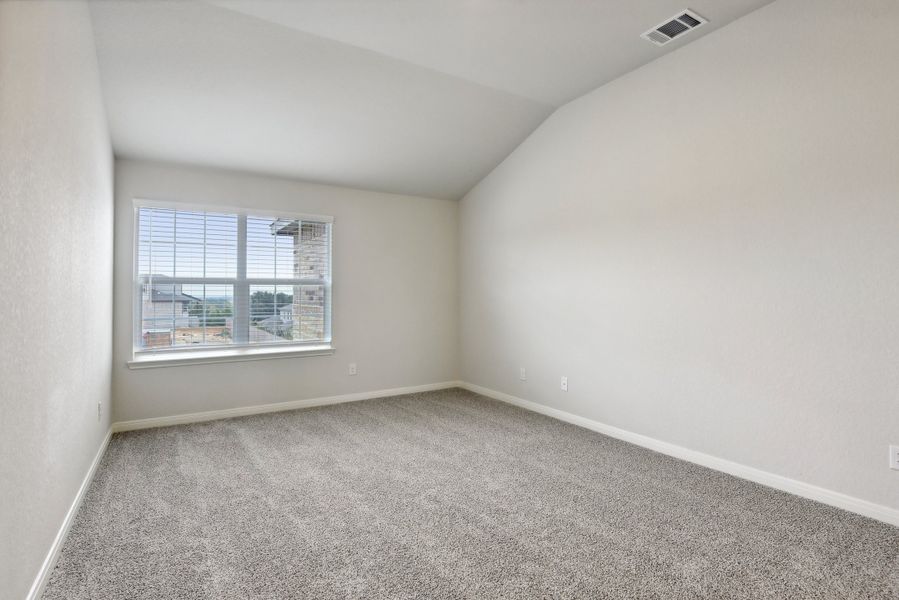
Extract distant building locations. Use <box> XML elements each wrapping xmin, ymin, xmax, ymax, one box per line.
<box><xmin>257</xmin><ymin>304</ymin><xmax>294</xmax><ymax>337</ymax></box>
<box><xmin>278</xmin><ymin>303</ymin><xmax>293</xmax><ymax>323</ymax></box>
<box><xmin>141</xmin><ymin>279</ymin><xmax>200</xmax><ymax>347</ymax></box>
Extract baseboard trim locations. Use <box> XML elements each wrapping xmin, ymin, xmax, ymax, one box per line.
<box><xmin>459</xmin><ymin>381</ymin><xmax>899</xmax><ymax>528</ymax></box>
<box><xmin>112</xmin><ymin>381</ymin><xmax>464</xmax><ymax>433</ymax></box>
<box><xmin>27</xmin><ymin>427</ymin><xmax>112</xmax><ymax>600</ymax></box>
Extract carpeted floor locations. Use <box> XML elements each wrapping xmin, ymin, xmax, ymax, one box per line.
<box><xmin>44</xmin><ymin>388</ymin><xmax>899</xmax><ymax>599</ymax></box>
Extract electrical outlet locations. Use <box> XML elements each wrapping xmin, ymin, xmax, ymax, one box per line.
<box><xmin>97</xmin><ymin>400</ymin><xmax>102</xmax><ymax>421</ymax></box>
<box><xmin>348</xmin><ymin>363</ymin><xmax>357</xmax><ymax>376</ymax></box>
<box><xmin>519</xmin><ymin>367</ymin><xmax>527</xmax><ymax>381</ymax></box>
<box><xmin>560</xmin><ymin>376</ymin><xmax>568</xmax><ymax>392</ymax></box>
<box><xmin>890</xmin><ymin>445</ymin><xmax>899</xmax><ymax>471</ymax></box>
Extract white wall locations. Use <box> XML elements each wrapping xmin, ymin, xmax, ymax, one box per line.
<box><xmin>0</xmin><ymin>2</ymin><xmax>114</xmax><ymax>598</ymax></box>
<box><xmin>460</xmin><ymin>0</ymin><xmax>899</xmax><ymax>512</ymax></box>
<box><xmin>113</xmin><ymin>160</ymin><xmax>458</xmax><ymax>421</ymax></box>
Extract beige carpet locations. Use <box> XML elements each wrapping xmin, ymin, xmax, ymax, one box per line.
<box><xmin>44</xmin><ymin>388</ymin><xmax>899</xmax><ymax>599</ymax></box>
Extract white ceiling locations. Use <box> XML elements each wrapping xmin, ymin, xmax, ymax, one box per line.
<box><xmin>90</xmin><ymin>0</ymin><xmax>773</xmax><ymax>200</ymax></box>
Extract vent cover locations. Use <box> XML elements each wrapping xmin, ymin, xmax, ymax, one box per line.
<box><xmin>641</xmin><ymin>9</ymin><xmax>707</xmax><ymax>46</ymax></box>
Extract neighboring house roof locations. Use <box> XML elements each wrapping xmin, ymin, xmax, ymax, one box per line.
<box><xmin>150</xmin><ymin>288</ymin><xmax>200</xmax><ymax>303</ymax></box>
<box><xmin>271</xmin><ymin>219</ymin><xmax>299</xmax><ymax>236</ymax></box>
<box><xmin>145</xmin><ymin>276</ymin><xmax>200</xmax><ymax>303</ymax></box>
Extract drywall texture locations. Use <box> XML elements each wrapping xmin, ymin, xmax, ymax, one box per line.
<box><xmin>113</xmin><ymin>160</ymin><xmax>458</xmax><ymax>421</ymax></box>
<box><xmin>0</xmin><ymin>2</ymin><xmax>114</xmax><ymax>598</ymax></box>
<box><xmin>460</xmin><ymin>0</ymin><xmax>899</xmax><ymax>512</ymax></box>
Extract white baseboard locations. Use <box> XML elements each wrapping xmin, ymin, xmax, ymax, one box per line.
<box><xmin>27</xmin><ymin>427</ymin><xmax>112</xmax><ymax>600</ymax></box>
<box><xmin>112</xmin><ymin>381</ymin><xmax>464</xmax><ymax>432</ymax></box>
<box><xmin>459</xmin><ymin>381</ymin><xmax>899</xmax><ymax>528</ymax></box>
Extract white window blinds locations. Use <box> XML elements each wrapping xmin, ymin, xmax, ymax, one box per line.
<box><xmin>134</xmin><ymin>203</ymin><xmax>332</xmax><ymax>354</ymax></box>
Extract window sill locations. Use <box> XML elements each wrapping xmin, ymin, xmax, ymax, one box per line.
<box><xmin>127</xmin><ymin>344</ymin><xmax>335</xmax><ymax>369</ymax></box>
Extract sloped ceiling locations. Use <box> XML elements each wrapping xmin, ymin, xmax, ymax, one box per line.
<box><xmin>90</xmin><ymin>0</ymin><xmax>773</xmax><ymax>200</ymax></box>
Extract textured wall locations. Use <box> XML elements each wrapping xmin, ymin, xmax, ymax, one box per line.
<box><xmin>113</xmin><ymin>160</ymin><xmax>458</xmax><ymax>421</ymax></box>
<box><xmin>460</xmin><ymin>0</ymin><xmax>899</xmax><ymax>511</ymax></box>
<box><xmin>0</xmin><ymin>1</ymin><xmax>114</xmax><ymax>598</ymax></box>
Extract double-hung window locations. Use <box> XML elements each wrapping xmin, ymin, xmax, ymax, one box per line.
<box><xmin>131</xmin><ymin>201</ymin><xmax>333</xmax><ymax>367</ymax></box>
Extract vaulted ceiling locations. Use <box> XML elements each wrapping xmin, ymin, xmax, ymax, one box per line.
<box><xmin>90</xmin><ymin>0</ymin><xmax>773</xmax><ymax>200</ymax></box>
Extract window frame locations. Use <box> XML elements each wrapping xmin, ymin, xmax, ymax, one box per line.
<box><xmin>128</xmin><ymin>198</ymin><xmax>334</xmax><ymax>368</ymax></box>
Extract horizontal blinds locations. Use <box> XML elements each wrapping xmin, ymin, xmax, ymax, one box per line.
<box><xmin>135</xmin><ymin>206</ymin><xmax>331</xmax><ymax>352</ymax></box>
<box><xmin>137</xmin><ymin>207</ymin><xmax>238</xmax><ymax>279</ymax></box>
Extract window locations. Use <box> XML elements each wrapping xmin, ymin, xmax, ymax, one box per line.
<box><xmin>132</xmin><ymin>201</ymin><xmax>332</xmax><ymax>365</ymax></box>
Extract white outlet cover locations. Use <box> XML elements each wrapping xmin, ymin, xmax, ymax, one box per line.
<box><xmin>348</xmin><ymin>363</ymin><xmax>357</xmax><ymax>376</ymax></box>
<box><xmin>890</xmin><ymin>445</ymin><xmax>899</xmax><ymax>471</ymax></box>
<box><xmin>519</xmin><ymin>367</ymin><xmax>526</xmax><ymax>381</ymax></box>
<box><xmin>561</xmin><ymin>376</ymin><xmax>568</xmax><ymax>392</ymax></box>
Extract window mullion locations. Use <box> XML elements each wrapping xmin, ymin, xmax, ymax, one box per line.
<box><xmin>245</xmin><ymin>278</ymin><xmax>326</xmax><ymax>286</ymax></box>
<box><xmin>233</xmin><ymin>214</ymin><xmax>249</xmax><ymax>344</ymax></box>
<box><xmin>202</xmin><ymin>212</ymin><xmax>207</xmax><ymax>345</ymax></box>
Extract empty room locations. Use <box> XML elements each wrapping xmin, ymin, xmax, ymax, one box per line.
<box><xmin>2</xmin><ymin>0</ymin><xmax>898</xmax><ymax>598</ymax></box>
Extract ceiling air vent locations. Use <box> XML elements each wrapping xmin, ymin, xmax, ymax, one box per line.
<box><xmin>641</xmin><ymin>9</ymin><xmax>707</xmax><ymax>47</ymax></box>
